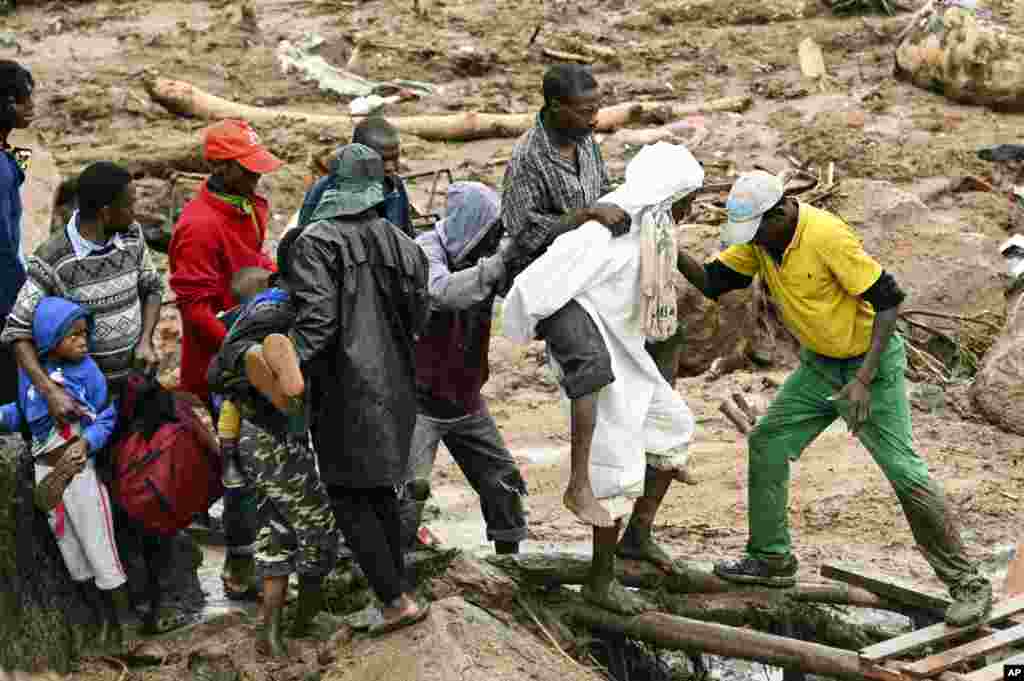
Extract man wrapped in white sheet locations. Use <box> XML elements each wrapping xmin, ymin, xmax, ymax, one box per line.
<box><xmin>503</xmin><ymin>142</ymin><xmax>702</xmax><ymax>614</ymax></box>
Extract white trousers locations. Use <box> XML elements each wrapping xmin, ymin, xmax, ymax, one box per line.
<box><xmin>34</xmin><ymin>459</ymin><xmax>127</xmax><ymax>591</ymax></box>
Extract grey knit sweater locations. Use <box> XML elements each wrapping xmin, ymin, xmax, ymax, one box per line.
<box><xmin>2</xmin><ymin>223</ymin><xmax>164</xmax><ymax>381</ymax></box>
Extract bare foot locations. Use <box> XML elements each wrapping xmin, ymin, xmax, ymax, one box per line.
<box><xmin>582</xmin><ymin>579</ymin><xmax>652</xmax><ymax>615</ymax></box>
<box><xmin>564</xmin><ymin>486</ymin><xmax>613</xmax><ymax>528</ymax></box>
<box><xmin>617</xmin><ymin>527</ymin><xmax>677</xmax><ymax>574</ymax></box>
<box><xmin>245</xmin><ymin>345</ymin><xmax>290</xmax><ymax>412</ymax></box>
<box><xmin>263</xmin><ymin>333</ymin><xmax>304</xmax><ymax>399</ymax></box>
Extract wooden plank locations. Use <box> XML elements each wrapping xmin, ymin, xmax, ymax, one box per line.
<box><xmin>962</xmin><ymin>650</ymin><xmax>1024</xmax><ymax>681</ymax></box>
<box><xmin>822</xmin><ymin>564</ymin><xmax>950</xmax><ymax>614</ymax></box>
<box><xmin>904</xmin><ymin>623</ymin><xmax>1024</xmax><ymax>677</ymax></box>
<box><xmin>859</xmin><ymin>595</ymin><xmax>1024</xmax><ymax>663</ymax></box>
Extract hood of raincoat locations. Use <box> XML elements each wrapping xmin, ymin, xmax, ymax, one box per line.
<box><xmin>32</xmin><ymin>296</ymin><xmax>91</xmax><ymax>357</ymax></box>
<box><xmin>437</xmin><ymin>181</ymin><xmax>501</xmax><ymax>266</ymax></box>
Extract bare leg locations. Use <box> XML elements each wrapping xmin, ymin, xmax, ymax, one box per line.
<box><xmin>257</xmin><ymin>575</ymin><xmax>289</xmax><ymax>658</ymax></box>
<box><xmin>582</xmin><ymin>520</ymin><xmax>651</xmax><ymax>615</ymax></box>
<box><xmin>245</xmin><ymin>334</ymin><xmax>304</xmax><ymax>414</ymax></box>
<box><xmin>564</xmin><ymin>393</ymin><xmax>613</xmax><ymax>527</ymax></box>
<box><xmin>618</xmin><ymin>466</ymin><xmax>677</xmax><ymax>572</ymax></box>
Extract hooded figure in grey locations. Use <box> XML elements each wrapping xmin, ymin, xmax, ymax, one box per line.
<box><xmin>402</xmin><ymin>181</ymin><xmax>527</xmax><ymax>556</ymax></box>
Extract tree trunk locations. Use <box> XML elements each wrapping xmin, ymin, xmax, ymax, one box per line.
<box><xmin>143</xmin><ymin>77</ymin><xmax>751</xmax><ymax>142</ymax></box>
<box><xmin>565</xmin><ymin>604</ymin><xmax>903</xmax><ymax>681</ymax></box>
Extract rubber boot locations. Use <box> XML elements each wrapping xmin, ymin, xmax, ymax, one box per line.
<box><xmin>101</xmin><ymin>585</ymin><xmax>131</xmax><ymax>652</ymax></box>
<box><xmin>290</xmin><ymin>575</ymin><xmax>324</xmax><ymax>637</ymax></box>
<box><xmin>78</xmin><ymin>581</ymin><xmax>107</xmax><ymax>652</ymax></box>
<box><xmin>257</xmin><ymin>576</ymin><xmax>289</xmax><ymax>658</ymax></box>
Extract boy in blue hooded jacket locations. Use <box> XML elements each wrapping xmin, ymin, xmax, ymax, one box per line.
<box><xmin>0</xmin><ymin>295</ymin><xmax>130</xmax><ymax>651</ymax></box>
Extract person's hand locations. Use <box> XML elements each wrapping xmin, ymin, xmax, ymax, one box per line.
<box><xmin>496</xmin><ymin>236</ymin><xmax>519</xmax><ymax>264</ymax></box>
<box><xmin>589</xmin><ymin>203</ymin><xmax>631</xmax><ymax>237</ymax></box>
<box><xmin>63</xmin><ymin>439</ymin><xmax>88</xmax><ymax>475</ymax></box>
<box><xmin>833</xmin><ymin>376</ymin><xmax>872</xmax><ymax>434</ymax></box>
<box><xmin>134</xmin><ymin>339</ymin><xmax>160</xmax><ymax>377</ymax></box>
<box><xmin>43</xmin><ymin>381</ymin><xmax>85</xmax><ymax>426</ymax></box>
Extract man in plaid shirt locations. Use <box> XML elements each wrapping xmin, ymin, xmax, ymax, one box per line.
<box><xmin>500</xmin><ymin>66</ymin><xmax>687</xmax><ymax>613</ymax></box>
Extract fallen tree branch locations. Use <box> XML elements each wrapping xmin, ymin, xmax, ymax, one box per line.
<box><xmin>143</xmin><ymin>76</ymin><xmax>752</xmax><ymax>142</ymax></box>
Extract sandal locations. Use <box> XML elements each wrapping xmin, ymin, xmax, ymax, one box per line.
<box><xmin>368</xmin><ymin>602</ymin><xmax>431</xmax><ymax>637</ymax></box>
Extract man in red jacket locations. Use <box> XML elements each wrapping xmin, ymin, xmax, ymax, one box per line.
<box><xmin>169</xmin><ymin>119</ymin><xmax>282</xmax><ymax>600</ymax></box>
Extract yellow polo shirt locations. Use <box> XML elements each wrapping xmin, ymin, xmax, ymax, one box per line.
<box><xmin>717</xmin><ymin>204</ymin><xmax>882</xmax><ymax>359</ymax></box>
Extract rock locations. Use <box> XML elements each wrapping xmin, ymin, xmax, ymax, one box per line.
<box><xmin>0</xmin><ymin>436</ymin><xmax>206</xmax><ymax>672</ymax></box>
<box><xmin>321</xmin><ymin>596</ymin><xmax>602</xmax><ymax>681</ymax></box>
<box><xmin>972</xmin><ymin>285</ymin><xmax>1024</xmax><ymax>434</ymax></box>
<box><xmin>8</xmin><ymin>130</ymin><xmax>59</xmax><ymax>254</ymax></box>
<box><xmin>896</xmin><ymin>1</ymin><xmax>1024</xmax><ymax>111</ymax></box>
<box><xmin>910</xmin><ymin>382</ymin><xmax>947</xmax><ymax>413</ymax></box>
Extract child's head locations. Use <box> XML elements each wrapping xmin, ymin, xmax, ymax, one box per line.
<box><xmin>32</xmin><ymin>297</ymin><xmax>91</xmax><ymax>364</ymax></box>
<box><xmin>231</xmin><ymin>267</ymin><xmax>272</xmax><ymax>305</ymax></box>
<box><xmin>53</xmin><ymin>318</ymin><xmax>89</xmax><ymax>363</ymax></box>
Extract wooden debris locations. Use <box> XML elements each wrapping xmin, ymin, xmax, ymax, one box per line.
<box><xmin>719</xmin><ymin>400</ymin><xmax>752</xmax><ymax>434</ymax></box>
<box><xmin>859</xmin><ymin>594</ymin><xmax>1024</xmax><ymax>662</ymax></box>
<box><xmin>144</xmin><ymin>76</ymin><xmax>751</xmax><ymax>143</ymax></box>
<box><xmin>821</xmin><ymin>564</ymin><xmax>950</xmax><ymax>616</ymax></box>
<box><xmin>904</xmin><ymin>623</ymin><xmax>1024</xmax><ymax>678</ymax></box>
<box><xmin>962</xmin><ymin>651</ymin><xmax>1024</xmax><ymax>681</ymax></box>
<box><xmin>540</xmin><ymin>47</ymin><xmax>593</xmax><ymax>64</ymax></box>
<box><xmin>567</xmin><ymin>604</ymin><xmax>903</xmax><ymax>681</ymax></box>
<box><xmin>731</xmin><ymin>392</ymin><xmax>759</xmax><ymax>424</ymax></box>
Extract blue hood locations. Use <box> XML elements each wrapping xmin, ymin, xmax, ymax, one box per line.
<box><xmin>32</xmin><ymin>297</ymin><xmax>91</xmax><ymax>357</ymax></box>
<box><xmin>438</xmin><ymin>182</ymin><xmax>500</xmax><ymax>265</ymax></box>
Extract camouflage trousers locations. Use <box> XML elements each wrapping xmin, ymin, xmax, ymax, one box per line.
<box><xmin>241</xmin><ymin>429</ymin><xmax>339</xmax><ymax>579</ymax></box>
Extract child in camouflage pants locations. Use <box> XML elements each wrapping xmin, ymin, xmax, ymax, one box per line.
<box><xmin>208</xmin><ymin>230</ymin><xmax>338</xmax><ymax>659</ymax></box>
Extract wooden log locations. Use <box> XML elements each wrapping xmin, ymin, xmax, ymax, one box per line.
<box><xmin>731</xmin><ymin>392</ymin><xmax>759</xmax><ymax>424</ymax></box>
<box><xmin>1007</xmin><ymin>542</ymin><xmax>1024</xmax><ymax>598</ymax></box>
<box><xmin>489</xmin><ymin>553</ymin><xmax>900</xmax><ymax>611</ymax></box>
<box><xmin>904</xmin><ymin>623</ymin><xmax>1024</xmax><ymax>678</ymax></box>
<box><xmin>962</xmin><ymin>650</ymin><xmax>1024</xmax><ymax>681</ymax></box>
<box><xmin>143</xmin><ymin>76</ymin><xmax>752</xmax><ymax>142</ymax></box>
<box><xmin>821</xmin><ymin>564</ymin><xmax>950</xmax><ymax>616</ymax></box>
<box><xmin>859</xmin><ymin>594</ymin><xmax>1024</xmax><ymax>662</ymax></box>
<box><xmin>567</xmin><ymin>603</ymin><xmax>904</xmax><ymax>681</ymax></box>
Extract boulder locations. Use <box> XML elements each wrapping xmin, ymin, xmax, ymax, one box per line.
<box><xmin>896</xmin><ymin>1</ymin><xmax>1024</xmax><ymax>111</ymax></box>
<box><xmin>321</xmin><ymin>596</ymin><xmax>603</xmax><ymax>681</ymax></box>
<box><xmin>972</xmin><ymin>282</ymin><xmax>1024</xmax><ymax>434</ymax></box>
<box><xmin>7</xmin><ymin>131</ymin><xmax>59</xmax><ymax>253</ymax></box>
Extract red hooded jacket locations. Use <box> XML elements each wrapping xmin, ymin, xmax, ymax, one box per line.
<box><xmin>169</xmin><ymin>181</ymin><xmax>275</xmax><ymax>401</ymax></box>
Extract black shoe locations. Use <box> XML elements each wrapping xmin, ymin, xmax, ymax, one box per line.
<box><xmin>713</xmin><ymin>555</ymin><xmax>798</xmax><ymax>587</ymax></box>
<box><xmin>978</xmin><ymin>144</ymin><xmax>1024</xmax><ymax>163</ymax></box>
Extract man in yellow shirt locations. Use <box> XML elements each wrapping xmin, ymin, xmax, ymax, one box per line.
<box><xmin>676</xmin><ymin>171</ymin><xmax>992</xmax><ymax>628</ymax></box>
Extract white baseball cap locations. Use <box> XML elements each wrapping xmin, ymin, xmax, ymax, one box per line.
<box><xmin>721</xmin><ymin>171</ymin><xmax>785</xmax><ymax>246</ymax></box>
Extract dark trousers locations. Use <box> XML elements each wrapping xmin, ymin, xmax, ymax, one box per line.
<box><xmin>0</xmin><ymin>341</ymin><xmax>19</xmax><ymax>405</ymax></box>
<box><xmin>327</xmin><ymin>485</ymin><xmax>405</xmax><ymax>604</ymax></box>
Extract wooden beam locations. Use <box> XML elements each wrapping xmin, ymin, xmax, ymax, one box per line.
<box><xmin>962</xmin><ymin>651</ymin><xmax>1024</xmax><ymax>681</ymax></box>
<box><xmin>822</xmin><ymin>564</ymin><xmax>950</xmax><ymax>615</ymax></box>
<box><xmin>859</xmin><ymin>595</ymin><xmax>1024</xmax><ymax>662</ymax></box>
<box><xmin>567</xmin><ymin>603</ymin><xmax>903</xmax><ymax>681</ymax></box>
<box><xmin>904</xmin><ymin>623</ymin><xmax>1024</xmax><ymax>677</ymax></box>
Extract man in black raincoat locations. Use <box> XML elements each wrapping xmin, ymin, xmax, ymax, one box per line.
<box><xmin>287</xmin><ymin>143</ymin><xmax>431</xmax><ymax>635</ymax></box>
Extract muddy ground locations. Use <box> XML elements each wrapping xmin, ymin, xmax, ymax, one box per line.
<box><xmin>3</xmin><ymin>0</ymin><xmax>1024</xmax><ymax>678</ymax></box>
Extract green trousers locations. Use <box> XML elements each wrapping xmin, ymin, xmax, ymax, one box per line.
<box><xmin>747</xmin><ymin>334</ymin><xmax>978</xmax><ymax>588</ymax></box>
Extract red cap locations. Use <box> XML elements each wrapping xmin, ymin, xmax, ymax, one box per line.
<box><xmin>202</xmin><ymin>119</ymin><xmax>283</xmax><ymax>174</ymax></box>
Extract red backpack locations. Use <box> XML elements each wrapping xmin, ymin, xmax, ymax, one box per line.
<box><xmin>109</xmin><ymin>375</ymin><xmax>224</xmax><ymax>536</ymax></box>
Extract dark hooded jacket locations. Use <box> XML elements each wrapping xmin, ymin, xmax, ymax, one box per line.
<box><xmin>287</xmin><ymin>211</ymin><xmax>429</xmax><ymax>488</ymax></box>
<box><xmin>413</xmin><ymin>182</ymin><xmax>504</xmax><ymax>418</ymax></box>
